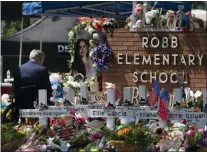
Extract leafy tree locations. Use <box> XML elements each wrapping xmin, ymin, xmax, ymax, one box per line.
<box><xmin>2</xmin><ymin>17</ymin><xmax>31</xmax><ymax>38</ymax></box>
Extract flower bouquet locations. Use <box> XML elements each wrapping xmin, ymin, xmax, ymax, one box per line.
<box><xmin>181</xmin><ymin>90</ymin><xmax>202</xmax><ymax>112</ymax></box>
<box><xmin>103</xmin><ymin>122</ymin><xmax>153</xmax><ymax>152</ymax></box>
<box><xmin>185</xmin><ymin>124</ymin><xmax>204</xmax><ymax>151</ymax></box>
<box><xmin>1</xmin><ymin>123</ymin><xmax>26</xmax><ymax>152</ymax></box>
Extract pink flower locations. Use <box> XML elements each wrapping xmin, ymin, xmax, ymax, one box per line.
<box><xmin>189</xmin><ymin>124</ymin><xmax>196</xmax><ymax>130</ymax></box>
<box><xmin>187</xmin><ymin>130</ymin><xmax>195</xmax><ymax>136</ymax></box>
<box><xmin>91</xmin><ymin>132</ymin><xmax>103</xmax><ymax>141</ymax></box>
<box><xmin>198</xmin><ymin>128</ymin><xmax>204</xmax><ymax>133</ymax></box>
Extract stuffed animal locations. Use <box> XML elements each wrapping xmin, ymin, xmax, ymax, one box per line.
<box><xmin>132</xmin><ymin>20</ymin><xmax>142</xmax><ymax>31</ymax></box>
<box><xmin>1</xmin><ymin>94</ymin><xmax>10</xmax><ymax>108</ymax></box>
<box><xmin>134</xmin><ymin>3</ymin><xmax>142</xmax><ymax>19</ymax></box>
<box><xmin>49</xmin><ymin>73</ymin><xmax>63</xmax><ymax>104</ymax></box>
<box><xmin>125</xmin><ymin>16</ymin><xmax>132</xmax><ymax>29</ymax></box>
<box><xmin>181</xmin><ymin>11</ymin><xmax>195</xmax><ymax>32</ymax></box>
<box><xmin>166</xmin><ymin>10</ymin><xmax>175</xmax><ymax>28</ymax></box>
<box><xmin>145</xmin><ymin>9</ymin><xmax>159</xmax><ymax>26</ymax></box>
<box><xmin>186</xmin><ymin>11</ymin><xmax>195</xmax><ymax>31</ymax></box>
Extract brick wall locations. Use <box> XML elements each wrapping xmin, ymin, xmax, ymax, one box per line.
<box><xmin>102</xmin><ymin>28</ymin><xmax>207</xmax><ymax>95</ymax></box>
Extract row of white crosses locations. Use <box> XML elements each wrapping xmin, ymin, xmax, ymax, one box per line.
<box><xmin>21</xmin><ymin>84</ymin><xmax>207</xmax><ymax>131</ymax></box>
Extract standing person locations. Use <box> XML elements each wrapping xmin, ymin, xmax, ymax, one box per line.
<box><xmin>72</xmin><ymin>38</ymin><xmax>95</xmax><ymax>81</ymax></box>
<box><xmin>14</xmin><ymin>49</ymin><xmax>52</xmax><ymax>121</ymax></box>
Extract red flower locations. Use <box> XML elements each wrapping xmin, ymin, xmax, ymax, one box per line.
<box><xmin>189</xmin><ymin>124</ymin><xmax>195</xmax><ymax>130</ymax></box>
<box><xmin>50</xmin><ymin>117</ymin><xmax>56</xmax><ymax>125</ymax></box>
<box><xmin>181</xmin><ymin>119</ymin><xmax>187</xmax><ymax>124</ymax></box>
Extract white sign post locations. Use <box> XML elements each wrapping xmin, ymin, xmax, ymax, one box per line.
<box><xmin>63</xmin><ymin>87</ymin><xmax>75</xmax><ymax>104</ymax></box>
<box><xmin>38</xmin><ymin>90</ymin><xmax>48</xmax><ymax>126</ymax></box>
<box><xmin>174</xmin><ymin>88</ymin><xmax>183</xmax><ymax>104</ymax></box>
<box><xmin>80</xmin><ymin>83</ymin><xmax>88</xmax><ymax>101</ymax></box>
<box><xmin>121</xmin><ymin>87</ymin><xmax>135</xmax><ymax>124</ymax></box>
<box><xmin>106</xmin><ymin>88</ymin><xmax>116</xmax><ymax>130</ymax></box>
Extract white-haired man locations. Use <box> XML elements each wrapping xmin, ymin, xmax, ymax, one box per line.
<box><xmin>14</xmin><ymin>49</ymin><xmax>52</xmax><ymax>120</ymax></box>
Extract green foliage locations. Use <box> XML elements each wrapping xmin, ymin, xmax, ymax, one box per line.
<box><xmin>69</xmin><ymin>131</ymin><xmax>91</xmax><ymax>149</ymax></box>
<box><xmin>1</xmin><ymin>123</ymin><xmax>25</xmax><ymax>145</ymax></box>
<box><xmin>102</xmin><ymin>123</ymin><xmax>153</xmax><ymax>147</ymax></box>
<box><xmin>3</xmin><ymin>18</ymin><xmax>30</xmax><ymax>38</ymax></box>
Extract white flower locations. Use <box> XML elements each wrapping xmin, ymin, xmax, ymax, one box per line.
<box><xmin>68</xmin><ymin>31</ymin><xmax>74</xmax><ymax>39</ymax></box>
<box><xmin>70</xmin><ymin>55</ymin><xmax>74</xmax><ymax>62</ymax></box>
<box><xmin>47</xmin><ymin>137</ymin><xmax>54</xmax><ymax>145</ymax></box>
<box><xmin>93</xmin><ymin>33</ymin><xmax>99</xmax><ymax>39</ymax></box>
<box><xmin>88</xmin><ymin>28</ymin><xmax>95</xmax><ymax>35</ymax></box>
<box><xmin>68</xmin><ymin>76</ymin><xmax>74</xmax><ymax>81</ymax></box>
<box><xmin>92</xmin><ymin>63</ymin><xmax>97</xmax><ymax>67</ymax></box>
<box><xmin>173</xmin><ymin>122</ymin><xmax>185</xmax><ymax>128</ymax></box>
<box><xmin>72</xmin><ymin>82</ymin><xmax>80</xmax><ymax>88</ymax></box>
<box><xmin>66</xmin><ymin>143</ymin><xmax>71</xmax><ymax>148</ymax></box>
<box><xmin>89</xmin><ymin>51</ymin><xmax>93</xmax><ymax>57</ymax></box>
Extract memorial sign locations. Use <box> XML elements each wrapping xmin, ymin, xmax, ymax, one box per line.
<box><xmin>20</xmin><ymin>106</ymin><xmax>207</xmax><ymax>122</ymax></box>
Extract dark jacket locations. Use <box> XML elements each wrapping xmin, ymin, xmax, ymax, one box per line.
<box><xmin>14</xmin><ymin>61</ymin><xmax>52</xmax><ymax>109</ymax></box>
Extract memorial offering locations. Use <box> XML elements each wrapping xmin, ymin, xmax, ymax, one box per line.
<box><xmin>1</xmin><ymin>1</ymin><xmax>207</xmax><ymax>152</ymax></box>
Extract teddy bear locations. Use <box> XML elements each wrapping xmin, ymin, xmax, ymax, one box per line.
<box><xmin>145</xmin><ymin>9</ymin><xmax>159</xmax><ymax>26</ymax></box>
<box><xmin>125</xmin><ymin>15</ymin><xmax>132</xmax><ymax>29</ymax></box>
<box><xmin>132</xmin><ymin>20</ymin><xmax>142</xmax><ymax>31</ymax></box>
<box><xmin>49</xmin><ymin>73</ymin><xmax>63</xmax><ymax>105</ymax></box>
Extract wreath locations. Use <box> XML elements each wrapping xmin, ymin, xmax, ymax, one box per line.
<box><xmin>91</xmin><ymin>44</ymin><xmax>112</xmax><ymax>71</ymax></box>
<box><xmin>67</xmin><ymin>18</ymin><xmax>100</xmax><ymax>76</ymax></box>
<box><xmin>65</xmin><ymin>17</ymin><xmax>117</xmax><ymax>87</ymax></box>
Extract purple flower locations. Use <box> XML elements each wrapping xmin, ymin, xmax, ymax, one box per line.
<box><xmin>92</xmin><ymin>44</ymin><xmax>112</xmax><ymax>70</ymax></box>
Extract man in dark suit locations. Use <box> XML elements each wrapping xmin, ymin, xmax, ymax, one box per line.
<box><xmin>14</xmin><ymin>49</ymin><xmax>52</xmax><ymax>118</ymax></box>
